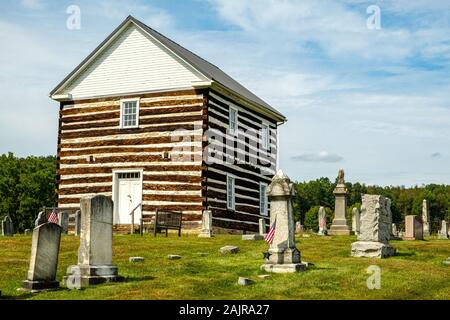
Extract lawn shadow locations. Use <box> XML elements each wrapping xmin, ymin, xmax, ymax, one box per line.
<box><xmin>395</xmin><ymin>251</ymin><xmax>416</xmax><ymax>257</ymax></box>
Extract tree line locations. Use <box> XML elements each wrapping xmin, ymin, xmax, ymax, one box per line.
<box><xmin>0</xmin><ymin>153</ymin><xmax>449</xmax><ymax>233</ymax></box>
<box><xmin>293</xmin><ymin>177</ymin><xmax>450</xmax><ymax>233</ymax></box>
<box><xmin>0</xmin><ymin>153</ymin><xmax>56</xmax><ymax>232</ymax></box>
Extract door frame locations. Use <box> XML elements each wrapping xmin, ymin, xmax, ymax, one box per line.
<box><xmin>112</xmin><ymin>168</ymin><xmax>144</xmax><ymax>224</ymax></box>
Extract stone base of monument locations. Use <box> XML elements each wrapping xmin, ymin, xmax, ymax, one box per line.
<box><xmin>351</xmin><ymin>241</ymin><xmax>396</xmax><ymax>258</ymax></box>
<box><xmin>260</xmin><ymin>263</ymin><xmax>307</xmax><ymax>273</ymax></box>
<box><xmin>63</xmin><ymin>265</ymin><xmax>124</xmax><ymax>287</ymax></box>
<box><xmin>438</xmin><ymin>233</ymin><xmax>449</xmax><ymax>240</ymax></box>
<box><xmin>329</xmin><ymin>224</ymin><xmax>351</xmax><ymax>235</ymax></box>
<box><xmin>242</xmin><ymin>234</ymin><xmax>264</xmax><ymax>241</ymax></box>
<box><xmin>198</xmin><ymin>231</ymin><xmax>213</xmax><ymax>238</ymax></box>
<box><xmin>20</xmin><ymin>280</ymin><xmax>59</xmax><ymax>293</ymax></box>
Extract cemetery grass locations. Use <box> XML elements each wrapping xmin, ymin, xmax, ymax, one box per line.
<box><xmin>0</xmin><ymin>234</ymin><xmax>449</xmax><ymax>300</ymax></box>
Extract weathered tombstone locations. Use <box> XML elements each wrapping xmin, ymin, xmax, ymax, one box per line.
<box><xmin>35</xmin><ymin>211</ymin><xmax>47</xmax><ymax>227</ymax></box>
<box><xmin>242</xmin><ymin>233</ymin><xmax>264</xmax><ymax>240</ymax></box>
<box><xmin>351</xmin><ymin>194</ymin><xmax>396</xmax><ymax>258</ymax></box>
<box><xmin>74</xmin><ymin>210</ymin><xmax>81</xmax><ymax>236</ymax></box>
<box><xmin>392</xmin><ymin>224</ymin><xmax>399</xmax><ymax>238</ymax></box>
<box><xmin>261</xmin><ymin>170</ymin><xmax>307</xmax><ymax>273</ymax></box>
<box><xmin>1</xmin><ymin>215</ymin><xmax>14</xmax><ymax>236</ymax></box>
<box><xmin>351</xmin><ymin>208</ymin><xmax>360</xmax><ymax>236</ymax></box>
<box><xmin>63</xmin><ymin>195</ymin><xmax>122</xmax><ymax>288</ymax></box>
<box><xmin>58</xmin><ymin>211</ymin><xmax>69</xmax><ymax>235</ymax></box>
<box><xmin>403</xmin><ymin>215</ymin><xmax>423</xmax><ymax>240</ymax></box>
<box><xmin>24</xmin><ymin>229</ymin><xmax>32</xmax><ymax>235</ymax></box>
<box><xmin>220</xmin><ymin>245</ymin><xmax>239</xmax><ymax>254</ymax></box>
<box><xmin>259</xmin><ymin>218</ymin><xmax>266</xmax><ymax>235</ymax></box>
<box><xmin>329</xmin><ymin>169</ymin><xmax>351</xmax><ymax>235</ymax></box>
<box><xmin>198</xmin><ymin>210</ymin><xmax>213</xmax><ymax>238</ymax></box>
<box><xmin>422</xmin><ymin>200</ymin><xmax>430</xmax><ymax>237</ymax></box>
<box><xmin>295</xmin><ymin>221</ymin><xmax>302</xmax><ymax>234</ymax></box>
<box><xmin>317</xmin><ymin>207</ymin><xmax>327</xmax><ymax>236</ymax></box>
<box><xmin>21</xmin><ymin>223</ymin><xmax>62</xmax><ymax>292</ymax></box>
<box><xmin>443</xmin><ymin>257</ymin><xmax>450</xmax><ymax>265</ymax></box>
<box><xmin>438</xmin><ymin>220</ymin><xmax>449</xmax><ymax>240</ymax></box>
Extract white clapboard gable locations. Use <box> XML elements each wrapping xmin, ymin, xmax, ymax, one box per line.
<box><xmin>62</xmin><ymin>23</ymin><xmax>208</xmax><ymax>99</ymax></box>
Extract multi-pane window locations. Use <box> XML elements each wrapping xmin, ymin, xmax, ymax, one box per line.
<box><xmin>118</xmin><ymin>172</ymin><xmax>140</xmax><ymax>180</ymax></box>
<box><xmin>261</xmin><ymin>123</ymin><xmax>270</xmax><ymax>150</ymax></box>
<box><xmin>120</xmin><ymin>99</ymin><xmax>139</xmax><ymax>128</ymax></box>
<box><xmin>229</xmin><ymin>107</ymin><xmax>238</xmax><ymax>135</ymax></box>
<box><xmin>260</xmin><ymin>183</ymin><xmax>268</xmax><ymax>216</ymax></box>
<box><xmin>227</xmin><ymin>175</ymin><xmax>235</xmax><ymax>210</ymax></box>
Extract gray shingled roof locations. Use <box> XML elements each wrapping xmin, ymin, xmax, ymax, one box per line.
<box><xmin>51</xmin><ymin>15</ymin><xmax>286</xmax><ymax>121</ymax></box>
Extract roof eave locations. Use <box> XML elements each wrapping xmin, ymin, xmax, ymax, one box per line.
<box><xmin>211</xmin><ymin>82</ymin><xmax>287</xmax><ymax>123</ymax></box>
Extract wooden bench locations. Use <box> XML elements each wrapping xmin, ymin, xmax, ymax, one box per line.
<box><xmin>140</xmin><ymin>209</ymin><xmax>182</xmax><ymax>237</ymax></box>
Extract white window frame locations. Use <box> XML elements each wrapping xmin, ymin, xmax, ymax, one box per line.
<box><xmin>261</xmin><ymin>122</ymin><xmax>270</xmax><ymax>151</ymax></box>
<box><xmin>226</xmin><ymin>174</ymin><xmax>236</xmax><ymax>210</ymax></box>
<box><xmin>259</xmin><ymin>182</ymin><xmax>268</xmax><ymax>216</ymax></box>
<box><xmin>229</xmin><ymin>106</ymin><xmax>238</xmax><ymax>136</ymax></box>
<box><xmin>120</xmin><ymin>98</ymin><xmax>140</xmax><ymax>129</ymax></box>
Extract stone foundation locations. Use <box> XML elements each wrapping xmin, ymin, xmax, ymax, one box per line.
<box><xmin>351</xmin><ymin>241</ymin><xmax>396</xmax><ymax>258</ymax></box>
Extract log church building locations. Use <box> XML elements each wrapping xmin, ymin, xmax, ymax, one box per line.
<box><xmin>50</xmin><ymin>16</ymin><xmax>286</xmax><ymax>232</ymax></box>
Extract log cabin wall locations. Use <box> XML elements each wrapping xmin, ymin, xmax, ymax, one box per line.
<box><xmin>56</xmin><ymin>89</ymin><xmax>207</xmax><ymax>229</ymax></box>
<box><xmin>205</xmin><ymin>90</ymin><xmax>278</xmax><ymax>232</ymax></box>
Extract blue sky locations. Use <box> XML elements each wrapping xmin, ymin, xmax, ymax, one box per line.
<box><xmin>0</xmin><ymin>0</ymin><xmax>449</xmax><ymax>186</ymax></box>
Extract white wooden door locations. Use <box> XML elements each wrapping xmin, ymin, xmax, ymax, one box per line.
<box><xmin>116</xmin><ymin>172</ymin><xmax>142</xmax><ymax>224</ymax></box>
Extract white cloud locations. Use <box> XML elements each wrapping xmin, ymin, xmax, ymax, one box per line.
<box><xmin>20</xmin><ymin>0</ymin><xmax>44</xmax><ymax>10</ymax></box>
<box><xmin>292</xmin><ymin>151</ymin><xmax>343</xmax><ymax>163</ymax></box>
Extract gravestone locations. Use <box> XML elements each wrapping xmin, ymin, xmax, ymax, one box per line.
<box><xmin>220</xmin><ymin>246</ymin><xmax>239</xmax><ymax>254</ymax></box>
<box><xmin>63</xmin><ymin>195</ymin><xmax>123</xmax><ymax>288</ymax></box>
<box><xmin>198</xmin><ymin>210</ymin><xmax>213</xmax><ymax>238</ymax></box>
<box><xmin>317</xmin><ymin>207</ymin><xmax>327</xmax><ymax>236</ymax></box>
<box><xmin>438</xmin><ymin>220</ymin><xmax>449</xmax><ymax>240</ymax></box>
<box><xmin>58</xmin><ymin>211</ymin><xmax>69</xmax><ymax>235</ymax></box>
<box><xmin>391</xmin><ymin>224</ymin><xmax>400</xmax><ymax>239</ymax></box>
<box><xmin>261</xmin><ymin>170</ymin><xmax>307</xmax><ymax>273</ymax></box>
<box><xmin>403</xmin><ymin>215</ymin><xmax>423</xmax><ymax>240</ymax></box>
<box><xmin>422</xmin><ymin>200</ymin><xmax>430</xmax><ymax>237</ymax></box>
<box><xmin>329</xmin><ymin>169</ymin><xmax>351</xmax><ymax>235</ymax></box>
<box><xmin>21</xmin><ymin>223</ymin><xmax>62</xmax><ymax>292</ymax></box>
<box><xmin>295</xmin><ymin>221</ymin><xmax>302</xmax><ymax>234</ymax></box>
<box><xmin>351</xmin><ymin>194</ymin><xmax>396</xmax><ymax>258</ymax></box>
<box><xmin>1</xmin><ymin>215</ymin><xmax>14</xmax><ymax>236</ymax></box>
<box><xmin>242</xmin><ymin>234</ymin><xmax>264</xmax><ymax>240</ymax></box>
<box><xmin>35</xmin><ymin>211</ymin><xmax>47</xmax><ymax>227</ymax></box>
<box><xmin>259</xmin><ymin>218</ymin><xmax>266</xmax><ymax>235</ymax></box>
<box><xmin>351</xmin><ymin>207</ymin><xmax>360</xmax><ymax>236</ymax></box>
<box><xmin>74</xmin><ymin>210</ymin><xmax>81</xmax><ymax>236</ymax></box>
<box><xmin>444</xmin><ymin>257</ymin><xmax>450</xmax><ymax>265</ymax></box>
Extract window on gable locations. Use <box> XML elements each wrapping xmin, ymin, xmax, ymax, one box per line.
<box><xmin>227</xmin><ymin>175</ymin><xmax>236</xmax><ymax>210</ymax></box>
<box><xmin>120</xmin><ymin>99</ymin><xmax>140</xmax><ymax>128</ymax></box>
<box><xmin>260</xmin><ymin>183</ymin><xmax>268</xmax><ymax>216</ymax></box>
<box><xmin>261</xmin><ymin>123</ymin><xmax>270</xmax><ymax>151</ymax></box>
<box><xmin>229</xmin><ymin>107</ymin><xmax>238</xmax><ymax>135</ymax></box>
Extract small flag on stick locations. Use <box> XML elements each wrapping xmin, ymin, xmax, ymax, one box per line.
<box><xmin>48</xmin><ymin>208</ymin><xmax>59</xmax><ymax>224</ymax></box>
<box><xmin>264</xmin><ymin>220</ymin><xmax>276</xmax><ymax>244</ymax></box>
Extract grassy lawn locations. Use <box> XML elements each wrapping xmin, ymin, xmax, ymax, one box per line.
<box><xmin>0</xmin><ymin>233</ymin><xmax>449</xmax><ymax>300</ymax></box>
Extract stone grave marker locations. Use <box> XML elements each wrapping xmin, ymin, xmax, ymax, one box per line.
<box><xmin>329</xmin><ymin>169</ymin><xmax>351</xmax><ymax>235</ymax></box>
<box><xmin>261</xmin><ymin>170</ymin><xmax>307</xmax><ymax>273</ymax></box>
<box><xmin>351</xmin><ymin>194</ymin><xmax>396</xmax><ymax>258</ymax></box>
<box><xmin>21</xmin><ymin>223</ymin><xmax>62</xmax><ymax>292</ymax></box>
<box><xmin>63</xmin><ymin>195</ymin><xmax>123</xmax><ymax>288</ymax></box>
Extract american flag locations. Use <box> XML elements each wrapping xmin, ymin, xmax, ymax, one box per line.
<box><xmin>264</xmin><ymin>220</ymin><xmax>276</xmax><ymax>244</ymax></box>
<box><xmin>48</xmin><ymin>209</ymin><xmax>59</xmax><ymax>224</ymax></box>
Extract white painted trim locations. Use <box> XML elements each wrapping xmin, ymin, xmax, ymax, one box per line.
<box><xmin>228</xmin><ymin>105</ymin><xmax>238</xmax><ymax>136</ymax></box>
<box><xmin>226</xmin><ymin>173</ymin><xmax>236</xmax><ymax>210</ymax></box>
<box><xmin>261</xmin><ymin>122</ymin><xmax>270</xmax><ymax>151</ymax></box>
<box><xmin>259</xmin><ymin>182</ymin><xmax>268</xmax><ymax>216</ymax></box>
<box><xmin>120</xmin><ymin>98</ymin><xmax>140</xmax><ymax>129</ymax></box>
